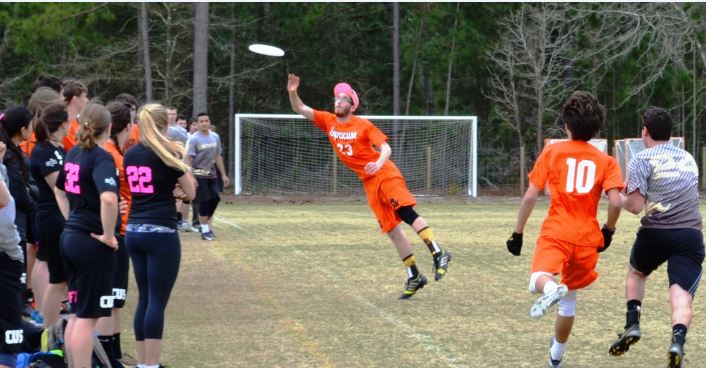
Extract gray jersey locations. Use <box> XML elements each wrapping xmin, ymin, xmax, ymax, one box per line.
<box><xmin>627</xmin><ymin>143</ymin><xmax>702</xmax><ymax>230</ymax></box>
<box><xmin>0</xmin><ymin>164</ymin><xmax>23</xmax><ymax>262</ymax></box>
<box><xmin>187</xmin><ymin>131</ymin><xmax>222</xmax><ymax>179</ymax></box>
<box><xmin>167</xmin><ymin>125</ymin><xmax>189</xmax><ymax>145</ymax></box>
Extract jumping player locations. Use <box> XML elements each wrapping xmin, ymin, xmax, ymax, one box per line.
<box><xmin>54</xmin><ymin>102</ymin><xmax>120</xmax><ymax>368</ymax></box>
<box><xmin>506</xmin><ymin>91</ymin><xmax>622</xmax><ymax>367</ymax></box>
<box><xmin>608</xmin><ymin>107</ymin><xmax>704</xmax><ymax>368</ymax></box>
<box><xmin>287</xmin><ymin>74</ymin><xmax>451</xmax><ymax>299</ymax></box>
<box><xmin>124</xmin><ymin>104</ymin><xmax>195</xmax><ymax>368</ymax></box>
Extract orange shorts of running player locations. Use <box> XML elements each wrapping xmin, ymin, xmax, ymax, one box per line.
<box><xmin>531</xmin><ymin>236</ymin><xmax>599</xmax><ymax>290</ymax></box>
<box><xmin>363</xmin><ymin>175</ymin><xmax>416</xmax><ymax>233</ymax></box>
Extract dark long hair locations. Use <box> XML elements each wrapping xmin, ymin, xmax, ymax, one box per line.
<box><xmin>0</xmin><ymin>106</ymin><xmax>33</xmax><ymax>181</ymax></box>
<box><xmin>107</xmin><ymin>102</ymin><xmax>132</xmax><ymax>154</ymax></box>
<box><xmin>35</xmin><ymin>103</ymin><xmax>68</xmax><ymax>146</ymax></box>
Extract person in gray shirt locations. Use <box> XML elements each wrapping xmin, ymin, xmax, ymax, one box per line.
<box><xmin>609</xmin><ymin>107</ymin><xmax>704</xmax><ymax>368</ymax></box>
<box><xmin>0</xmin><ymin>141</ymin><xmax>24</xmax><ymax>368</ymax></box>
<box><xmin>166</xmin><ymin>107</ymin><xmax>188</xmax><ymax>146</ymax></box>
<box><xmin>185</xmin><ymin>112</ymin><xmax>229</xmax><ymax>241</ymax></box>
<box><xmin>165</xmin><ymin>108</ymin><xmax>195</xmax><ymax>232</ymax></box>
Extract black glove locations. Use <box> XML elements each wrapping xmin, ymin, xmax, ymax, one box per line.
<box><xmin>599</xmin><ymin>225</ymin><xmax>615</xmax><ymax>253</ymax></box>
<box><xmin>506</xmin><ymin>232</ymin><xmax>523</xmax><ymax>256</ymax></box>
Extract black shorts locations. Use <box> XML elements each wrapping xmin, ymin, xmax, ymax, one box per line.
<box><xmin>196</xmin><ymin>177</ymin><xmax>220</xmax><ymax>203</ymax></box>
<box><xmin>60</xmin><ymin>231</ymin><xmax>116</xmax><ymax>318</ymax></box>
<box><xmin>0</xmin><ymin>252</ymin><xmax>24</xmax><ymax>355</ymax></box>
<box><xmin>39</xmin><ymin>219</ymin><xmax>67</xmax><ymax>284</ymax></box>
<box><xmin>630</xmin><ymin>228</ymin><xmax>705</xmax><ymax>296</ymax></box>
<box><xmin>112</xmin><ymin>235</ymin><xmax>129</xmax><ymax>309</ymax></box>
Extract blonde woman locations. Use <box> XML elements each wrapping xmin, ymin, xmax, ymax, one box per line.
<box><xmin>124</xmin><ymin>104</ymin><xmax>195</xmax><ymax>368</ymax></box>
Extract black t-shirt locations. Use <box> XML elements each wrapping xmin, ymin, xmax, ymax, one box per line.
<box><xmin>30</xmin><ymin>143</ymin><xmax>65</xmax><ymax>218</ymax></box>
<box><xmin>123</xmin><ymin>143</ymin><xmax>185</xmax><ymax>228</ymax></box>
<box><xmin>56</xmin><ymin>145</ymin><xmax>120</xmax><ymax>234</ymax></box>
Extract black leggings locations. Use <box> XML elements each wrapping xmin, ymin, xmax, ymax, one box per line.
<box><xmin>125</xmin><ymin>231</ymin><xmax>180</xmax><ymax>340</ymax></box>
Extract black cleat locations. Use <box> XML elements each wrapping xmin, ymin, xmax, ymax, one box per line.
<box><xmin>399</xmin><ymin>274</ymin><xmax>427</xmax><ymax>299</ymax></box>
<box><xmin>667</xmin><ymin>342</ymin><xmax>684</xmax><ymax>368</ymax></box>
<box><xmin>609</xmin><ymin>323</ymin><xmax>641</xmax><ymax>356</ymax></box>
<box><xmin>432</xmin><ymin>250</ymin><xmax>452</xmax><ymax>281</ymax></box>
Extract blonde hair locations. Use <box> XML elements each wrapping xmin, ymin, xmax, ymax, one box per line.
<box><xmin>28</xmin><ymin>87</ymin><xmax>63</xmax><ymax>124</ymax></box>
<box><xmin>138</xmin><ymin>104</ymin><xmax>189</xmax><ymax>172</ymax></box>
<box><xmin>77</xmin><ymin>102</ymin><xmax>111</xmax><ymax>150</ymax></box>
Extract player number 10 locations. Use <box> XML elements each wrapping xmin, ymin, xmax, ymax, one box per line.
<box><xmin>565</xmin><ymin>158</ymin><xmax>596</xmax><ymax>194</ymax></box>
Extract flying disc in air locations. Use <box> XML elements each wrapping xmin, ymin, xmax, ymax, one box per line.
<box><xmin>248</xmin><ymin>44</ymin><xmax>285</xmax><ymax>57</ymax></box>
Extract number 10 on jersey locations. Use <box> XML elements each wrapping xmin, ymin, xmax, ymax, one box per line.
<box><xmin>565</xmin><ymin>158</ymin><xmax>596</xmax><ymax>193</ymax></box>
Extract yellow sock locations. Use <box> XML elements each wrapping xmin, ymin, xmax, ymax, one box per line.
<box><xmin>418</xmin><ymin>227</ymin><xmax>441</xmax><ymax>255</ymax></box>
<box><xmin>402</xmin><ymin>254</ymin><xmax>419</xmax><ymax>278</ymax></box>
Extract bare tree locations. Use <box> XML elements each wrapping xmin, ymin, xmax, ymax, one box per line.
<box><xmin>392</xmin><ymin>2</ymin><xmax>400</xmax><ymax>116</ymax></box>
<box><xmin>193</xmin><ymin>2</ymin><xmax>209</xmax><ymax>114</ymax></box>
<box><xmin>139</xmin><ymin>2</ymin><xmax>153</xmax><ymax>101</ymax></box>
<box><xmin>443</xmin><ymin>2</ymin><xmax>460</xmax><ymax>116</ymax></box>
<box><xmin>485</xmin><ymin>3</ymin><xmax>579</xmax><ymax>154</ymax></box>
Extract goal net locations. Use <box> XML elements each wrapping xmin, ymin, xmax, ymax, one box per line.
<box><xmin>614</xmin><ymin>137</ymin><xmax>684</xmax><ymax>181</ymax></box>
<box><xmin>234</xmin><ymin>114</ymin><xmax>478</xmax><ymax>197</ymax></box>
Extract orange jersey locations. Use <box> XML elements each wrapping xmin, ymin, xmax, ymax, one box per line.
<box><xmin>103</xmin><ymin>140</ymin><xmax>132</xmax><ymax>235</ymax></box>
<box><xmin>529</xmin><ymin>140</ymin><xmax>623</xmax><ymax>247</ymax></box>
<box><xmin>312</xmin><ymin>110</ymin><xmax>402</xmax><ymax>181</ymax></box>
<box><xmin>124</xmin><ymin>124</ymin><xmax>140</xmax><ymax>151</ymax></box>
<box><xmin>20</xmin><ymin>131</ymin><xmax>37</xmax><ymax>158</ymax></box>
<box><xmin>63</xmin><ymin>119</ymin><xmax>80</xmax><ymax>152</ymax></box>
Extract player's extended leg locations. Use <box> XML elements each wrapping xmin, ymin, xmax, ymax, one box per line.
<box><xmin>388</xmin><ymin>225</ymin><xmax>427</xmax><ymax>299</ymax></box>
<box><xmin>548</xmin><ymin>291</ymin><xmax>576</xmax><ymax>367</ymax></box>
<box><xmin>667</xmin><ymin>284</ymin><xmax>693</xmax><ymax>368</ymax></box>
<box><xmin>396</xmin><ymin>206</ymin><xmax>451</xmax><ymax>281</ymax></box>
<box><xmin>528</xmin><ymin>272</ymin><xmax>568</xmax><ymax>319</ymax></box>
<box><xmin>609</xmin><ymin>266</ymin><xmax>646</xmax><ymax>356</ymax></box>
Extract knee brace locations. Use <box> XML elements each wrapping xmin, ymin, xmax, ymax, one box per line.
<box><xmin>558</xmin><ymin>291</ymin><xmax>577</xmax><ymax>317</ymax></box>
<box><xmin>396</xmin><ymin>206</ymin><xmax>419</xmax><ymax>226</ymax></box>
<box><xmin>528</xmin><ymin>272</ymin><xmax>553</xmax><ymax>293</ymax></box>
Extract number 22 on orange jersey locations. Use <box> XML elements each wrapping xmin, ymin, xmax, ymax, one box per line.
<box><xmin>565</xmin><ymin>158</ymin><xmax>596</xmax><ymax>193</ymax></box>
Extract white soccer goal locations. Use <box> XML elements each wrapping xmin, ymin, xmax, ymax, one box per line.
<box><xmin>614</xmin><ymin>137</ymin><xmax>685</xmax><ymax>181</ymax></box>
<box><xmin>234</xmin><ymin>114</ymin><xmax>478</xmax><ymax>197</ymax></box>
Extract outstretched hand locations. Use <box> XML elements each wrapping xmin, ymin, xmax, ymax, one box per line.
<box><xmin>287</xmin><ymin>74</ymin><xmax>300</xmax><ymax>92</ymax></box>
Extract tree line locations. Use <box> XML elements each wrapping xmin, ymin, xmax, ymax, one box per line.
<box><xmin>1</xmin><ymin>3</ymin><xmax>705</xmax><ymax>192</ymax></box>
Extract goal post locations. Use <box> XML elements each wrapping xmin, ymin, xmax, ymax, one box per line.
<box><xmin>234</xmin><ymin>114</ymin><xmax>478</xmax><ymax>197</ymax></box>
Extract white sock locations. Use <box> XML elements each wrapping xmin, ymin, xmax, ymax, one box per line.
<box><xmin>144</xmin><ymin>365</ymin><xmax>160</xmax><ymax>368</ymax></box>
<box><xmin>543</xmin><ymin>280</ymin><xmax>558</xmax><ymax>295</ymax></box>
<box><xmin>201</xmin><ymin>224</ymin><xmax>210</xmax><ymax>233</ymax></box>
<box><xmin>550</xmin><ymin>338</ymin><xmax>566</xmax><ymax>361</ymax></box>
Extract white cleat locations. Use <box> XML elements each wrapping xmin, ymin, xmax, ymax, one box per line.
<box><xmin>530</xmin><ymin>284</ymin><xmax>568</xmax><ymax>319</ymax></box>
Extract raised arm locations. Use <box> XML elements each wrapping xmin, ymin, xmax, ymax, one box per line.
<box><xmin>287</xmin><ymin>74</ymin><xmax>314</xmax><ymax>121</ymax></box>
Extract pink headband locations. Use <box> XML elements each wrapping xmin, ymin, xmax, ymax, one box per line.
<box><xmin>333</xmin><ymin>82</ymin><xmax>359</xmax><ymax>111</ymax></box>
<box><xmin>0</xmin><ymin>113</ymin><xmax>4</xmax><ymax>121</ymax></box>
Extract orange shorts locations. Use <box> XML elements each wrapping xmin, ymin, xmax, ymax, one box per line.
<box><xmin>363</xmin><ymin>175</ymin><xmax>416</xmax><ymax>233</ymax></box>
<box><xmin>531</xmin><ymin>236</ymin><xmax>599</xmax><ymax>290</ymax></box>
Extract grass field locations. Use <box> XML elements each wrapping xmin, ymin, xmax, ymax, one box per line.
<box><xmin>119</xmin><ymin>197</ymin><xmax>706</xmax><ymax>368</ymax></box>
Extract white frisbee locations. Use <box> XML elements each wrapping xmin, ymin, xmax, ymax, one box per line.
<box><xmin>248</xmin><ymin>44</ymin><xmax>285</xmax><ymax>57</ymax></box>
